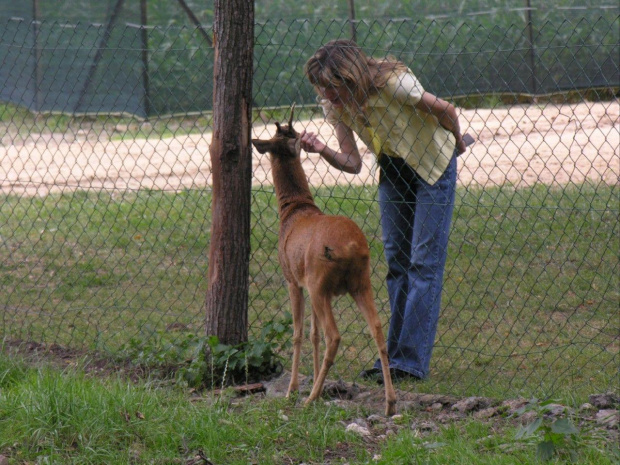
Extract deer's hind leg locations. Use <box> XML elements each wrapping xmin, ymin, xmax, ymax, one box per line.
<box><xmin>310</xmin><ymin>308</ymin><xmax>320</xmax><ymax>382</ymax></box>
<box><xmin>287</xmin><ymin>283</ymin><xmax>305</xmax><ymax>398</ymax></box>
<box><xmin>305</xmin><ymin>291</ymin><xmax>340</xmax><ymax>405</ymax></box>
<box><xmin>352</xmin><ymin>287</ymin><xmax>397</xmax><ymax>416</ymax></box>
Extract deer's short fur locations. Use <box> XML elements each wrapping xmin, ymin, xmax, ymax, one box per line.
<box><xmin>252</xmin><ymin>107</ymin><xmax>396</xmax><ymax>416</ymax></box>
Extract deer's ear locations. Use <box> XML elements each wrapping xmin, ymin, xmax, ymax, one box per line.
<box><xmin>252</xmin><ymin>139</ymin><xmax>272</xmax><ymax>154</ymax></box>
<box><xmin>288</xmin><ymin>103</ymin><xmax>296</xmax><ymax>127</ymax></box>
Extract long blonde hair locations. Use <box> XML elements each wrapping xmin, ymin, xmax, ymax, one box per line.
<box><xmin>304</xmin><ymin>39</ymin><xmax>408</xmax><ymax>106</ymax></box>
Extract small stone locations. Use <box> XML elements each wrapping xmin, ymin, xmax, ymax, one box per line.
<box><xmin>579</xmin><ymin>403</ymin><xmax>595</xmax><ymax>412</ymax></box>
<box><xmin>412</xmin><ymin>420</ymin><xmax>438</xmax><ymax>433</ymax></box>
<box><xmin>346</xmin><ymin>423</ymin><xmax>371</xmax><ymax>437</ymax></box>
<box><xmin>367</xmin><ymin>414</ymin><xmax>385</xmax><ymax>425</ymax></box>
<box><xmin>474</xmin><ymin>407</ymin><xmax>499</xmax><ymax>420</ymax></box>
<box><xmin>352</xmin><ymin>418</ymin><xmax>369</xmax><ymax>428</ymax></box>
<box><xmin>543</xmin><ymin>403</ymin><xmax>567</xmax><ymax>417</ymax></box>
<box><xmin>595</xmin><ymin>409</ymin><xmax>619</xmax><ymax>429</ymax></box>
<box><xmin>452</xmin><ymin>397</ymin><xmax>487</xmax><ymax>414</ymax></box>
<box><xmin>589</xmin><ymin>393</ymin><xmax>620</xmax><ymax>409</ymax></box>
<box><xmin>324</xmin><ymin>380</ymin><xmax>358</xmax><ymax>400</ymax></box>
<box><xmin>501</xmin><ymin>398</ymin><xmax>529</xmax><ymax>414</ymax></box>
<box><xmin>437</xmin><ymin>412</ymin><xmax>463</xmax><ymax>423</ymax></box>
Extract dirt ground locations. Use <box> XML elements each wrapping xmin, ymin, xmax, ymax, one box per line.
<box><xmin>1</xmin><ymin>101</ymin><xmax>618</xmax><ymax>196</ymax></box>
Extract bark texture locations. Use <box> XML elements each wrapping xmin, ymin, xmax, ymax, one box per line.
<box><xmin>205</xmin><ymin>0</ymin><xmax>254</xmax><ymax>345</ymax></box>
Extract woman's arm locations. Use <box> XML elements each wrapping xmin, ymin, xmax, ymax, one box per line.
<box><xmin>415</xmin><ymin>92</ymin><xmax>466</xmax><ymax>154</ymax></box>
<box><xmin>300</xmin><ymin>122</ymin><xmax>362</xmax><ymax>174</ymax></box>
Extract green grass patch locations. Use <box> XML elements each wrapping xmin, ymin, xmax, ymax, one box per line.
<box><xmin>0</xmin><ymin>355</ymin><xmax>617</xmax><ymax>464</ymax></box>
<box><xmin>0</xmin><ymin>182</ymin><xmax>618</xmax><ymax>402</ymax></box>
<box><xmin>0</xmin><ymin>356</ymin><xmax>363</xmax><ymax>464</ymax></box>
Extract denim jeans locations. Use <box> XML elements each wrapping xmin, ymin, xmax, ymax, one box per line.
<box><xmin>373</xmin><ymin>153</ymin><xmax>457</xmax><ymax>379</ymax></box>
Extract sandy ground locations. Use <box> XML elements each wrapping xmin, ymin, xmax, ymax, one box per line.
<box><xmin>1</xmin><ymin>101</ymin><xmax>618</xmax><ymax>196</ymax></box>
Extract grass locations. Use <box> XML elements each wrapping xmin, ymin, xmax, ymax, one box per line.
<box><xmin>0</xmin><ymin>353</ymin><xmax>617</xmax><ymax>464</ymax></box>
<box><xmin>0</xmin><ymin>181</ymin><xmax>618</xmax><ymax>402</ymax></box>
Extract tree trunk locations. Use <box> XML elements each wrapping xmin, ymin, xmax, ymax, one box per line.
<box><xmin>205</xmin><ymin>0</ymin><xmax>254</xmax><ymax>345</ymax></box>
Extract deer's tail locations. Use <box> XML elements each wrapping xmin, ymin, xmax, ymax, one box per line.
<box><xmin>322</xmin><ymin>241</ymin><xmax>368</xmax><ymax>263</ymax></box>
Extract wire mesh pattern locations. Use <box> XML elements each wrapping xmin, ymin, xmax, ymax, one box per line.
<box><xmin>0</xmin><ymin>6</ymin><xmax>618</xmax><ymax>400</ymax></box>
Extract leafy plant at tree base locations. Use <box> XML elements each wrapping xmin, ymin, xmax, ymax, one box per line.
<box><xmin>514</xmin><ymin>398</ymin><xmax>581</xmax><ymax>461</ymax></box>
<box><xmin>204</xmin><ymin>313</ymin><xmax>293</xmax><ymax>388</ymax></box>
<box><xmin>120</xmin><ymin>312</ymin><xmax>293</xmax><ymax>389</ymax></box>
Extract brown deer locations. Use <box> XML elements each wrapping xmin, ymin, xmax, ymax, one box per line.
<box><xmin>252</xmin><ymin>106</ymin><xmax>396</xmax><ymax>416</ymax></box>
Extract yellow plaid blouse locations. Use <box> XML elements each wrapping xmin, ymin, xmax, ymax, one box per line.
<box><xmin>321</xmin><ymin>70</ymin><xmax>456</xmax><ymax>185</ymax></box>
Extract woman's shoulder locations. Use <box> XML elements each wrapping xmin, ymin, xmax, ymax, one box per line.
<box><xmin>385</xmin><ymin>69</ymin><xmax>420</xmax><ymax>89</ymax></box>
<box><xmin>384</xmin><ymin>70</ymin><xmax>425</xmax><ymax>103</ymax></box>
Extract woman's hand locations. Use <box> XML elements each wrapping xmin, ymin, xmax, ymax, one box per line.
<box><xmin>453</xmin><ymin>131</ymin><xmax>467</xmax><ymax>155</ymax></box>
<box><xmin>300</xmin><ymin>130</ymin><xmax>327</xmax><ymax>154</ymax></box>
<box><xmin>300</xmin><ymin>124</ymin><xmax>362</xmax><ymax>174</ymax></box>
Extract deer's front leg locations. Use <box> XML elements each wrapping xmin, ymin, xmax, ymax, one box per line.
<box><xmin>287</xmin><ymin>283</ymin><xmax>305</xmax><ymax>398</ymax></box>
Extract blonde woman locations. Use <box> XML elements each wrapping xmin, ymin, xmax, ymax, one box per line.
<box><xmin>301</xmin><ymin>39</ymin><xmax>466</xmax><ymax>382</ymax></box>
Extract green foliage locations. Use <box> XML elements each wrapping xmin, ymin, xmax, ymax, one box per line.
<box><xmin>0</xmin><ymin>355</ymin><xmax>28</xmax><ymax>390</ymax></box>
<box><xmin>250</xmin><ymin>2</ymin><xmax>619</xmax><ymax>108</ymax></box>
<box><xmin>120</xmin><ymin>312</ymin><xmax>293</xmax><ymax>389</ymax></box>
<box><xmin>514</xmin><ymin>398</ymin><xmax>581</xmax><ymax>461</ymax></box>
<box><xmin>4</xmin><ymin>1</ymin><xmax>616</xmax><ymax>115</ymax></box>
<box><xmin>207</xmin><ymin>312</ymin><xmax>293</xmax><ymax>387</ymax></box>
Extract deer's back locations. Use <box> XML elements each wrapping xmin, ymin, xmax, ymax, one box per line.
<box><xmin>279</xmin><ymin>213</ymin><xmax>372</xmax><ymax>296</ymax></box>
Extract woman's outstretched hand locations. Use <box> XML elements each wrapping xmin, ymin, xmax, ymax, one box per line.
<box><xmin>300</xmin><ymin>130</ymin><xmax>327</xmax><ymax>154</ymax></box>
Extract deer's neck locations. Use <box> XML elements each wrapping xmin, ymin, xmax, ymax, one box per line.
<box><xmin>271</xmin><ymin>156</ymin><xmax>321</xmax><ymax>226</ymax></box>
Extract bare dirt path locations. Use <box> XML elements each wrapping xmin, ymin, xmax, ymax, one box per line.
<box><xmin>1</xmin><ymin>101</ymin><xmax>618</xmax><ymax>196</ymax></box>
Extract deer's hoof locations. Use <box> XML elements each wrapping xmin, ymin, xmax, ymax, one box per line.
<box><xmin>385</xmin><ymin>401</ymin><xmax>397</xmax><ymax>417</ymax></box>
<box><xmin>304</xmin><ymin>394</ymin><xmax>320</xmax><ymax>406</ymax></box>
<box><xmin>286</xmin><ymin>390</ymin><xmax>300</xmax><ymax>402</ymax></box>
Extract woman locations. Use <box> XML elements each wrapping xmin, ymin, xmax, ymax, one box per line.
<box><xmin>300</xmin><ymin>39</ymin><xmax>466</xmax><ymax>381</ymax></box>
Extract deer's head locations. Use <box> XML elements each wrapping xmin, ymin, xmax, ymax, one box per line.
<box><xmin>252</xmin><ymin>104</ymin><xmax>301</xmax><ymax>158</ymax></box>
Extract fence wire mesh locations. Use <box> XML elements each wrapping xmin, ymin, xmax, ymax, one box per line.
<box><xmin>0</xmin><ymin>5</ymin><xmax>618</xmax><ymax>400</ymax></box>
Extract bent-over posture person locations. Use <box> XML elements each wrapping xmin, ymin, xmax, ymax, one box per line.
<box><xmin>301</xmin><ymin>39</ymin><xmax>467</xmax><ymax>382</ymax></box>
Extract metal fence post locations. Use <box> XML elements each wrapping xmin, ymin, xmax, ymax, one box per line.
<box><xmin>348</xmin><ymin>0</ymin><xmax>356</xmax><ymax>42</ymax></box>
<box><xmin>75</xmin><ymin>0</ymin><xmax>125</xmax><ymax>113</ymax></box>
<box><xmin>140</xmin><ymin>0</ymin><xmax>151</xmax><ymax>118</ymax></box>
<box><xmin>32</xmin><ymin>0</ymin><xmax>42</xmax><ymax>111</ymax></box>
<box><xmin>525</xmin><ymin>0</ymin><xmax>538</xmax><ymax>95</ymax></box>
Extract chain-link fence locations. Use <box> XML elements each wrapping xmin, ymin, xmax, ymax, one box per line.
<box><xmin>1</xmin><ymin>5</ymin><xmax>618</xmax><ymax>400</ymax></box>
<box><xmin>2</xmin><ymin>2</ymin><xmax>618</xmax><ymax>115</ymax></box>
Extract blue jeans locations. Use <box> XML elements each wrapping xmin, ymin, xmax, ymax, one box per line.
<box><xmin>373</xmin><ymin>153</ymin><xmax>457</xmax><ymax>379</ymax></box>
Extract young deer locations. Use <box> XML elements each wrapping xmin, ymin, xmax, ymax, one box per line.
<box><xmin>252</xmin><ymin>106</ymin><xmax>396</xmax><ymax>416</ymax></box>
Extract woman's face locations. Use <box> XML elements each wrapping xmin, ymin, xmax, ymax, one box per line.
<box><xmin>320</xmin><ymin>83</ymin><xmax>355</xmax><ymax>108</ymax></box>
